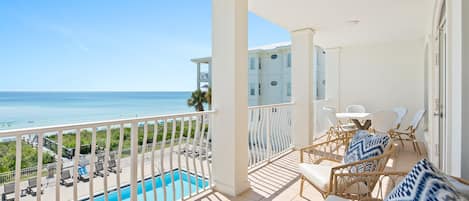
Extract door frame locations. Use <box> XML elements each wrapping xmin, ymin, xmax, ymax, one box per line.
<box><xmin>431</xmin><ymin>0</ymin><xmax>463</xmax><ymax>176</ymax></box>
<box><xmin>430</xmin><ymin>0</ymin><xmax>449</xmax><ymax>172</ymax></box>
<box><xmin>437</xmin><ymin>17</ymin><xmax>447</xmax><ymax>171</ymax></box>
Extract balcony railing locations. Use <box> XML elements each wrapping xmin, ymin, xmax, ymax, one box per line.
<box><xmin>247</xmin><ymin>102</ymin><xmax>293</xmax><ymax>168</ymax></box>
<box><xmin>0</xmin><ymin>103</ymin><xmax>293</xmax><ymax>201</ymax></box>
<box><xmin>0</xmin><ymin>111</ymin><xmax>214</xmax><ymax>201</ymax></box>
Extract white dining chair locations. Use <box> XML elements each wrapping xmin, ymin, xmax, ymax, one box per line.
<box><xmin>323</xmin><ymin>106</ymin><xmax>356</xmax><ymax>140</ymax></box>
<box><xmin>370</xmin><ymin>110</ymin><xmax>397</xmax><ymax>134</ymax></box>
<box><xmin>345</xmin><ymin>105</ymin><xmax>366</xmax><ymax>113</ymax></box>
<box><xmin>323</xmin><ymin>106</ymin><xmax>339</xmax><ymax>128</ymax></box>
<box><xmin>392</xmin><ymin>107</ymin><xmax>408</xmax><ymax>129</ymax></box>
<box><xmin>390</xmin><ymin>109</ymin><xmax>426</xmax><ymax>155</ymax></box>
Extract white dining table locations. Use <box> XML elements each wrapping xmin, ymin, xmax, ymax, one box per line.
<box><xmin>336</xmin><ymin>112</ymin><xmax>372</xmax><ymax>120</ymax></box>
<box><xmin>336</xmin><ymin>112</ymin><xmax>372</xmax><ymax>130</ymax></box>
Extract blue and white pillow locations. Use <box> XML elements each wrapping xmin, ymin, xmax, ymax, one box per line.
<box><xmin>343</xmin><ymin>130</ymin><xmax>390</xmax><ymax>173</ymax></box>
<box><xmin>385</xmin><ymin>159</ymin><xmax>466</xmax><ymax>201</ymax></box>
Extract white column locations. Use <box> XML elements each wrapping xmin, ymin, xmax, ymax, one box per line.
<box><xmin>291</xmin><ymin>28</ymin><xmax>315</xmax><ymax>148</ymax></box>
<box><xmin>197</xmin><ymin>63</ymin><xmax>201</xmax><ymax>90</ymax></box>
<box><xmin>208</xmin><ymin>62</ymin><xmax>212</xmax><ymax>87</ymax></box>
<box><xmin>447</xmin><ymin>0</ymin><xmax>462</xmax><ymax>178</ymax></box>
<box><xmin>448</xmin><ymin>0</ymin><xmax>469</xmax><ymax>179</ymax></box>
<box><xmin>211</xmin><ymin>0</ymin><xmax>249</xmax><ymax>196</ymax></box>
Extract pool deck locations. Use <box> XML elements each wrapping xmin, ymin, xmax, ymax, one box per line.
<box><xmin>14</xmin><ymin>145</ymin><xmax>211</xmax><ymax>201</ymax></box>
<box><xmin>10</xmin><ymin>141</ymin><xmax>424</xmax><ymax>201</ymax></box>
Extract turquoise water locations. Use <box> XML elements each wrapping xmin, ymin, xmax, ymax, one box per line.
<box><xmin>0</xmin><ymin>92</ymin><xmax>193</xmax><ymax>130</ymax></box>
<box><xmin>85</xmin><ymin>170</ymin><xmax>209</xmax><ymax>201</ymax></box>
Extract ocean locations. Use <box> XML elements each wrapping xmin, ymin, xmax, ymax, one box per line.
<box><xmin>0</xmin><ymin>92</ymin><xmax>194</xmax><ymax>130</ymax></box>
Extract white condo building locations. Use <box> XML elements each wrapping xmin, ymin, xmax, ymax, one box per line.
<box><xmin>191</xmin><ymin>43</ymin><xmax>326</xmax><ymax>106</ymax></box>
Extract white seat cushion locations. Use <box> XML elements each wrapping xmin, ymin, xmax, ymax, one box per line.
<box><xmin>325</xmin><ymin>195</ymin><xmax>351</xmax><ymax>201</ymax></box>
<box><xmin>299</xmin><ymin>163</ymin><xmax>332</xmax><ymax>191</ymax></box>
<box><xmin>299</xmin><ymin>163</ymin><xmax>370</xmax><ymax>195</ymax></box>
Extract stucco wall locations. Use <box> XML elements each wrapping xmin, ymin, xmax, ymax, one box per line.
<box><xmin>338</xmin><ymin>39</ymin><xmax>425</xmax><ymax>135</ymax></box>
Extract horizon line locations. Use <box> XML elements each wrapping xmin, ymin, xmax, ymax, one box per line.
<box><xmin>0</xmin><ymin>90</ymin><xmax>193</xmax><ymax>93</ymax></box>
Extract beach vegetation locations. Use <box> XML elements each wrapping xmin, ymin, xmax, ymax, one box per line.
<box><xmin>0</xmin><ymin>141</ymin><xmax>55</xmax><ymax>173</ymax></box>
<box><xmin>46</xmin><ymin>120</ymin><xmax>204</xmax><ymax>154</ymax></box>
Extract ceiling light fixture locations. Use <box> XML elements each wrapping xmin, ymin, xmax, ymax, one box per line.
<box><xmin>346</xmin><ymin>20</ymin><xmax>360</xmax><ymax>25</ymax></box>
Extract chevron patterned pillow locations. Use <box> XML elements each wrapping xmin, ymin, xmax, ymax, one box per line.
<box><xmin>385</xmin><ymin>159</ymin><xmax>467</xmax><ymax>201</ymax></box>
<box><xmin>343</xmin><ymin>130</ymin><xmax>390</xmax><ymax>173</ymax></box>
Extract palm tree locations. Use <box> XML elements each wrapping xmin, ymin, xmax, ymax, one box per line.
<box><xmin>205</xmin><ymin>87</ymin><xmax>212</xmax><ymax>108</ymax></box>
<box><xmin>187</xmin><ymin>89</ymin><xmax>207</xmax><ymax>111</ymax></box>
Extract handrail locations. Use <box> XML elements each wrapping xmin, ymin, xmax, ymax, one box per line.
<box><xmin>0</xmin><ymin>110</ymin><xmax>215</xmax><ymax>137</ymax></box>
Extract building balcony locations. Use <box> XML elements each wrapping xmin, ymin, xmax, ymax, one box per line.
<box><xmin>0</xmin><ymin>103</ymin><xmax>299</xmax><ymax>201</ymax></box>
<box><xmin>0</xmin><ymin>102</ymin><xmax>429</xmax><ymax>201</ymax></box>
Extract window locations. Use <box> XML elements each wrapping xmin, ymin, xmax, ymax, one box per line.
<box><xmin>249</xmin><ymin>83</ymin><xmax>256</xmax><ymax>96</ymax></box>
<box><xmin>287</xmin><ymin>82</ymin><xmax>291</xmax><ymax>96</ymax></box>
<box><xmin>258</xmin><ymin>83</ymin><xmax>262</xmax><ymax>95</ymax></box>
<box><xmin>314</xmin><ymin>47</ymin><xmax>326</xmax><ymax>100</ymax></box>
<box><xmin>270</xmin><ymin>81</ymin><xmax>278</xmax><ymax>86</ymax></box>
<box><xmin>249</xmin><ymin>57</ymin><xmax>256</xmax><ymax>70</ymax></box>
<box><xmin>287</xmin><ymin>53</ymin><xmax>291</xmax><ymax>67</ymax></box>
<box><xmin>258</xmin><ymin>58</ymin><xmax>262</xmax><ymax>70</ymax></box>
<box><xmin>271</xmin><ymin>54</ymin><xmax>278</xmax><ymax>59</ymax></box>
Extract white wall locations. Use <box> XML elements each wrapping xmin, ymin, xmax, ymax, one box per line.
<box><xmin>325</xmin><ymin>48</ymin><xmax>341</xmax><ymax>110</ymax></box>
<box><xmin>337</xmin><ymin>39</ymin><xmax>425</xmax><ymax>136</ymax></box>
<box><xmin>313</xmin><ymin>99</ymin><xmax>333</xmax><ymax>136</ymax></box>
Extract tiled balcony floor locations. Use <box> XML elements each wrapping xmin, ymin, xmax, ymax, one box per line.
<box><xmin>186</xmin><ymin>142</ymin><xmax>426</xmax><ymax>201</ymax></box>
<box><xmin>9</xmin><ymin>141</ymin><xmax>425</xmax><ymax>201</ymax></box>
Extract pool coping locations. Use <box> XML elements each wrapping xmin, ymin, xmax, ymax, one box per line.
<box><xmin>78</xmin><ymin>168</ymin><xmax>210</xmax><ymax>201</ymax></box>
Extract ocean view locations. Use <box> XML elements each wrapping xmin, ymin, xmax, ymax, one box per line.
<box><xmin>0</xmin><ymin>92</ymin><xmax>193</xmax><ymax>131</ymax></box>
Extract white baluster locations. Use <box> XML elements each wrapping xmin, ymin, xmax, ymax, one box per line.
<box><xmin>89</xmin><ymin>128</ymin><xmax>97</xmax><ymax>201</ymax></box>
<box><xmin>35</xmin><ymin>133</ymin><xmax>44</xmax><ymax>201</ymax></box>
<box><xmin>160</xmin><ymin>119</ymin><xmax>168</xmax><ymax>201</ymax></box>
<box><xmin>150</xmin><ymin>121</ymin><xmax>159</xmax><ymax>201</ymax></box>
<box><xmin>177</xmin><ymin>118</ymin><xmax>185</xmax><ymax>200</ymax></box>
<box><xmin>141</xmin><ymin>122</ymin><xmax>148</xmax><ymax>201</ymax></box>
<box><xmin>169</xmin><ymin>118</ymin><xmax>177</xmax><ymax>201</ymax></box>
<box><xmin>14</xmin><ymin>135</ymin><xmax>22</xmax><ymax>201</ymax></box>
<box><xmin>184</xmin><ymin>118</ymin><xmax>192</xmax><ymax>197</ymax></box>
<box><xmin>198</xmin><ymin>115</ymin><xmax>206</xmax><ymax>190</ymax></box>
<box><xmin>56</xmin><ymin>131</ymin><xmax>63</xmax><ymax>201</ymax></box>
<box><xmin>116</xmin><ymin>125</ymin><xmax>124</xmax><ymax>201</ymax></box>
<box><xmin>192</xmin><ymin>116</ymin><xmax>200</xmax><ymax>194</ymax></box>
<box><xmin>130</xmin><ymin>122</ymin><xmax>139</xmax><ymax>201</ymax></box>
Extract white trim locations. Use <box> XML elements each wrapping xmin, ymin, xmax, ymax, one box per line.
<box><xmin>446</xmin><ymin>0</ymin><xmax>462</xmax><ymax>177</ymax></box>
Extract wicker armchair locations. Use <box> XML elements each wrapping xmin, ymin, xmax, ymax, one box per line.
<box><xmin>299</xmin><ymin>137</ymin><xmax>396</xmax><ymax>199</ymax></box>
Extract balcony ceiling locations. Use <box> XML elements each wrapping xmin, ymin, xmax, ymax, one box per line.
<box><xmin>248</xmin><ymin>0</ymin><xmax>433</xmax><ymax>47</ymax></box>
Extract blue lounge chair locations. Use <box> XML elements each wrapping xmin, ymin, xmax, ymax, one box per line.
<box><xmin>78</xmin><ymin>165</ymin><xmax>90</xmax><ymax>182</ymax></box>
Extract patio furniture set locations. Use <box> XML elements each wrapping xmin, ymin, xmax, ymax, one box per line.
<box><xmin>299</xmin><ymin>104</ymin><xmax>469</xmax><ymax>200</ymax></box>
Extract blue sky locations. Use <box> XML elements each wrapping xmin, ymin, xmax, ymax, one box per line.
<box><xmin>0</xmin><ymin>1</ymin><xmax>290</xmax><ymax>92</ymax></box>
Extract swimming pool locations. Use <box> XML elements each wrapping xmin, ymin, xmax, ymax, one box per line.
<box><xmin>84</xmin><ymin>170</ymin><xmax>209</xmax><ymax>201</ymax></box>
